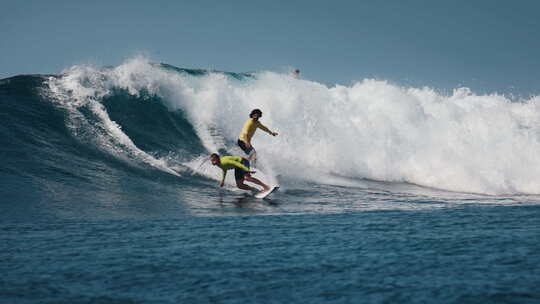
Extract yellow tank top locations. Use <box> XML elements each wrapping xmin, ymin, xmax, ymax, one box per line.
<box><xmin>238</xmin><ymin>119</ymin><xmax>272</xmax><ymax>142</ymax></box>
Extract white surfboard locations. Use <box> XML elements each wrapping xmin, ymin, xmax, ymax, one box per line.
<box><xmin>254</xmin><ymin>186</ymin><xmax>279</xmax><ymax>199</ymax></box>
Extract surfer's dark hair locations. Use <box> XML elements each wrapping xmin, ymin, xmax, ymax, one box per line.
<box><xmin>250</xmin><ymin>109</ymin><xmax>262</xmax><ymax>118</ymax></box>
<box><xmin>210</xmin><ymin>153</ymin><xmax>219</xmax><ymax>159</ymax></box>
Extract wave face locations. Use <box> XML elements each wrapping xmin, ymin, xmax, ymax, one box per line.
<box><xmin>3</xmin><ymin>57</ymin><xmax>540</xmax><ymax>204</ymax></box>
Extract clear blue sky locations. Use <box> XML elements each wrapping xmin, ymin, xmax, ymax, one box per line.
<box><xmin>2</xmin><ymin>0</ymin><xmax>540</xmax><ymax>94</ymax></box>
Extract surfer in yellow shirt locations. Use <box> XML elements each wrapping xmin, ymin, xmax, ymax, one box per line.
<box><xmin>237</xmin><ymin>109</ymin><xmax>278</xmax><ymax>165</ymax></box>
<box><xmin>210</xmin><ymin>153</ymin><xmax>270</xmax><ymax>192</ymax></box>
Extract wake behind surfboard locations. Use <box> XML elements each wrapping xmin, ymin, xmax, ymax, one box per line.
<box><xmin>255</xmin><ymin>186</ymin><xmax>279</xmax><ymax>199</ymax></box>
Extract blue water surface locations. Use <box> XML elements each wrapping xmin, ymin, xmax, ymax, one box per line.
<box><xmin>2</xmin><ymin>204</ymin><xmax>539</xmax><ymax>304</ymax></box>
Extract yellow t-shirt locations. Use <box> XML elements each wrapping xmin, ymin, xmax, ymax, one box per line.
<box><xmin>238</xmin><ymin>119</ymin><xmax>272</xmax><ymax>143</ymax></box>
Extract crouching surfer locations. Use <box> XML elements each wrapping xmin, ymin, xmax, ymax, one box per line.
<box><xmin>210</xmin><ymin>153</ymin><xmax>270</xmax><ymax>193</ymax></box>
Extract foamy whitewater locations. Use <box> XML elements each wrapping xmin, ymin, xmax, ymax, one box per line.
<box><xmin>46</xmin><ymin>57</ymin><xmax>540</xmax><ymax>195</ymax></box>
<box><xmin>3</xmin><ymin>57</ymin><xmax>540</xmax><ymax>304</ymax></box>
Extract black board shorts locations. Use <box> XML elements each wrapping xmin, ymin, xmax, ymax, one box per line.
<box><xmin>237</xmin><ymin>139</ymin><xmax>255</xmax><ymax>156</ymax></box>
<box><xmin>234</xmin><ymin>159</ymin><xmax>251</xmax><ymax>181</ymax></box>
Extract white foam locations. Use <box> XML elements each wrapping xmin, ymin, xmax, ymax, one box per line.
<box><xmin>46</xmin><ymin>58</ymin><xmax>179</xmax><ymax>176</ymax></box>
<box><xmin>47</xmin><ymin>57</ymin><xmax>540</xmax><ymax>195</ymax></box>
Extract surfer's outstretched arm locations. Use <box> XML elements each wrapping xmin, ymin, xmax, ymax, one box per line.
<box><xmin>258</xmin><ymin>123</ymin><xmax>278</xmax><ymax>137</ymax></box>
<box><xmin>219</xmin><ymin>170</ymin><xmax>226</xmax><ymax>187</ymax></box>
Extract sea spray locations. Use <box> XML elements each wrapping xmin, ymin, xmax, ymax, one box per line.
<box><xmin>43</xmin><ymin>57</ymin><xmax>540</xmax><ymax>194</ymax></box>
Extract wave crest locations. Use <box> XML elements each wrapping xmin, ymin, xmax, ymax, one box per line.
<box><xmin>7</xmin><ymin>56</ymin><xmax>540</xmax><ymax>195</ymax></box>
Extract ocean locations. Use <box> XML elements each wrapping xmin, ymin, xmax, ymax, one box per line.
<box><xmin>1</xmin><ymin>57</ymin><xmax>539</xmax><ymax>303</ymax></box>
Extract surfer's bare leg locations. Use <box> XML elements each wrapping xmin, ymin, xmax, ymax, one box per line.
<box><xmin>235</xmin><ymin>179</ymin><xmax>258</xmax><ymax>192</ymax></box>
<box><xmin>244</xmin><ymin>175</ymin><xmax>269</xmax><ymax>191</ymax></box>
<box><xmin>248</xmin><ymin>151</ymin><xmax>257</xmax><ymax>167</ymax></box>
